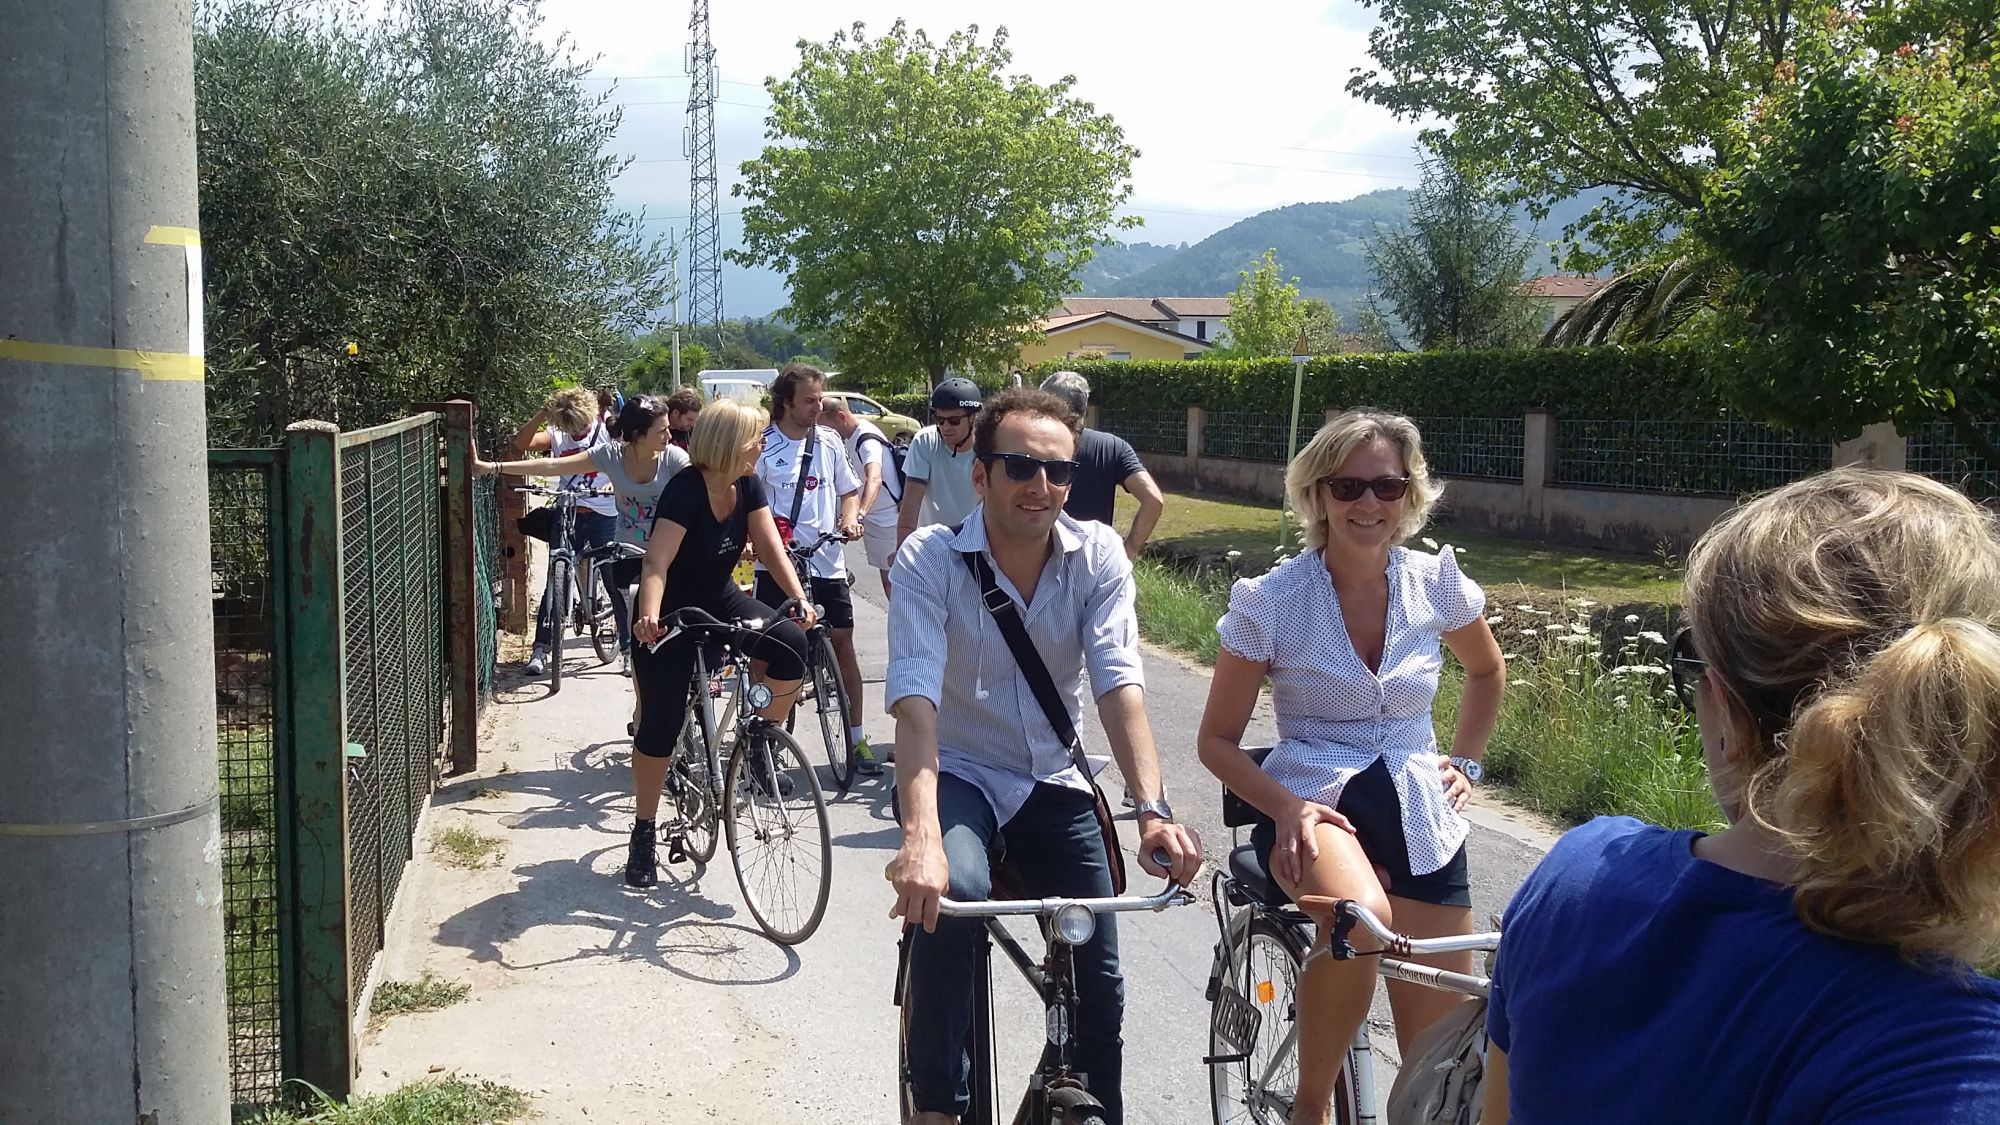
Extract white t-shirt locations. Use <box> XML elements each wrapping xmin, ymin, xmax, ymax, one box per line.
<box><xmin>902</xmin><ymin>424</ymin><xmax>980</xmax><ymax>530</ymax></box>
<box><xmin>844</xmin><ymin>419</ymin><xmax>902</xmax><ymax>530</ymax></box>
<box><xmin>756</xmin><ymin>423</ymin><xmax>859</xmax><ymax>579</ymax></box>
<box><xmin>550</xmin><ymin>421</ymin><xmax>616</xmax><ymax>517</ymax></box>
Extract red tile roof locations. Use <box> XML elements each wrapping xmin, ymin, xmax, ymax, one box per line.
<box><xmin>1518</xmin><ymin>275</ymin><xmax>1608</xmax><ymax>299</ymax></box>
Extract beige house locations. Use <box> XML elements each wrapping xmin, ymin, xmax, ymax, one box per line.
<box><xmin>1015</xmin><ymin>296</ymin><xmax>1232</xmax><ymax>367</ymax></box>
<box><xmin>1519</xmin><ymin>275</ymin><xmax>1608</xmax><ymax>326</ymax></box>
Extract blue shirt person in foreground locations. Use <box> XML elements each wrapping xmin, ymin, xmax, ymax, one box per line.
<box><xmin>1484</xmin><ymin>468</ymin><xmax>2000</xmax><ymax>1124</ymax></box>
<box><xmin>884</xmin><ymin>388</ymin><xmax>1203</xmax><ymax>1125</ymax></box>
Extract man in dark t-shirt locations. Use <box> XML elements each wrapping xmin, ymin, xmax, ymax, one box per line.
<box><xmin>1041</xmin><ymin>371</ymin><xmax>1165</xmax><ymax>560</ymax></box>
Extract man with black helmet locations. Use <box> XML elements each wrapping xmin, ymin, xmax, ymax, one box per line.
<box><xmin>896</xmin><ymin>377</ymin><xmax>985</xmax><ymax>549</ymax></box>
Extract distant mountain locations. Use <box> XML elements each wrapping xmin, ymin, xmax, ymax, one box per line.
<box><xmin>1079</xmin><ymin>189</ymin><xmax>1616</xmax><ymax>319</ymax></box>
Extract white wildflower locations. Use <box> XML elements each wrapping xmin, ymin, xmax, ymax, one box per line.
<box><xmin>1485</xmin><ymin>615</ymin><xmax>1505</xmax><ymax>626</ymax></box>
<box><xmin>1624</xmin><ymin>614</ymin><xmax>1641</xmax><ymax>625</ymax></box>
<box><xmin>1455</xmin><ymin>546</ymin><xmax>1467</xmax><ymax>554</ymax></box>
<box><xmin>1638</xmin><ymin>630</ymin><xmax>1667</xmax><ymax>645</ymax></box>
<box><xmin>1613</xmin><ymin>695</ymin><xmax>1631</xmax><ymax>711</ymax></box>
<box><xmin>1518</xmin><ymin>626</ymin><xmax>1540</xmax><ymax>635</ymax></box>
<box><xmin>1610</xmin><ymin>664</ymin><xmax>1669</xmax><ymax>677</ymax></box>
<box><xmin>1571</xmin><ymin>597</ymin><xmax>1599</xmax><ymax>609</ymax></box>
<box><xmin>1569</xmin><ymin>623</ymin><xmax>1590</xmax><ymax>635</ymax></box>
<box><xmin>1422</xmin><ymin>536</ymin><xmax>1440</xmax><ymax>550</ymax></box>
<box><xmin>1515</xmin><ymin>603</ymin><xmax>1534</xmax><ymax>612</ymax></box>
<box><xmin>1226</xmin><ymin>550</ymin><xmax>1242</xmax><ymax>560</ymax></box>
<box><xmin>1558</xmin><ymin>634</ymin><xmax>1598</xmax><ymax>646</ymax></box>
<box><xmin>1500</xmin><ymin>653</ymin><xmax>1519</xmax><ymax>662</ymax></box>
<box><xmin>1508</xmin><ymin>678</ymin><xmax>1530</xmax><ymax>688</ymax></box>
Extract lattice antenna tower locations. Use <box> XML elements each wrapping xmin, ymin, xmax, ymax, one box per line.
<box><xmin>684</xmin><ymin>0</ymin><xmax>724</xmax><ymax>349</ymax></box>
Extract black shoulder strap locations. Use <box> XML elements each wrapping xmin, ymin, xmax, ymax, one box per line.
<box><xmin>961</xmin><ymin>550</ymin><xmax>1092</xmax><ymax>777</ymax></box>
<box><xmin>857</xmin><ymin>431</ymin><xmax>904</xmax><ymax>502</ymax></box>
<box><xmin>785</xmin><ymin>428</ymin><xmax>816</xmax><ymax>530</ymax></box>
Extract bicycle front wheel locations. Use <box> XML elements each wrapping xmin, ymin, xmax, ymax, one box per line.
<box><xmin>810</xmin><ymin>638</ymin><xmax>855</xmax><ymax>793</ymax></box>
<box><xmin>587</xmin><ymin>563</ymin><xmax>619</xmax><ymax>665</ymax></box>
<box><xmin>723</xmin><ymin>724</ymin><xmax>831</xmax><ymax>945</ymax></box>
<box><xmin>546</xmin><ymin>556</ymin><xmax>572</xmax><ymax>691</ymax></box>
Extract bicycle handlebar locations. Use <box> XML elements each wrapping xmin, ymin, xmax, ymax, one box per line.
<box><xmin>937</xmin><ymin>850</ymin><xmax>1194</xmax><ymax>918</ymax></box>
<box><xmin>642</xmin><ymin>598</ymin><xmax>811</xmax><ymax>653</ymax></box>
<box><xmin>1296</xmin><ymin>895</ymin><xmax>1501</xmax><ymax>958</ymax></box>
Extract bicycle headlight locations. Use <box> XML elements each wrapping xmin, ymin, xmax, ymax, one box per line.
<box><xmin>1051</xmin><ymin>903</ymin><xmax>1096</xmax><ymax>946</ymax></box>
<box><xmin>747</xmin><ymin>683</ymin><xmax>773</xmax><ymax>710</ymax></box>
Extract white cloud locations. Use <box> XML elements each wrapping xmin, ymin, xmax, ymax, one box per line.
<box><xmin>543</xmin><ymin>0</ymin><xmax>1424</xmax><ymax>249</ymax></box>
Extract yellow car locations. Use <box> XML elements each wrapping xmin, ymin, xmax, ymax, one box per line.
<box><xmin>822</xmin><ymin>390</ymin><xmax>919</xmax><ymax>445</ymax></box>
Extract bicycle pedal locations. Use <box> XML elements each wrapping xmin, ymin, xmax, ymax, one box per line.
<box><xmin>667</xmin><ymin>841</ymin><xmax>689</xmax><ymax>865</ymax></box>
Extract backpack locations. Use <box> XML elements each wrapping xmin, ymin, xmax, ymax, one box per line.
<box><xmin>856</xmin><ymin>430</ymin><xmax>907</xmax><ymax>503</ymax></box>
<box><xmin>1386</xmin><ymin>996</ymin><xmax>1489</xmax><ymax>1124</ymax></box>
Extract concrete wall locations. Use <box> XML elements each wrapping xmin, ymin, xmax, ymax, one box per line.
<box><xmin>1129</xmin><ymin>408</ymin><xmax>1915</xmax><ymax>557</ymax></box>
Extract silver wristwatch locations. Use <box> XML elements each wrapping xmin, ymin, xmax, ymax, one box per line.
<box><xmin>1449</xmin><ymin>756</ymin><xmax>1484</xmax><ymax>783</ymax></box>
<box><xmin>1133</xmin><ymin>798</ymin><xmax>1176</xmax><ymax>822</ymax></box>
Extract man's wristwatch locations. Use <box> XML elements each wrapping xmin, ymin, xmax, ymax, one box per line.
<box><xmin>1449</xmin><ymin>756</ymin><xmax>1484</xmax><ymax>783</ymax></box>
<box><xmin>1133</xmin><ymin>798</ymin><xmax>1176</xmax><ymax>822</ymax></box>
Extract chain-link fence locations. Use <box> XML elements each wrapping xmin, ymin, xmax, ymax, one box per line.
<box><xmin>1907</xmin><ymin>418</ymin><xmax>2000</xmax><ymax>498</ymax></box>
<box><xmin>1096</xmin><ymin>405</ymin><xmax>1187</xmax><ymax>457</ymax></box>
<box><xmin>1414</xmin><ymin>417</ymin><xmax>1526</xmax><ymax>481</ymax></box>
<box><xmin>474</xmin><ymin>473</ymin><xmax>501</xmax><ymax>705</ymax></box>
<box><xmin>1554</xmin><ymin>414</ymin><xmax>1821</xmax><ymax>495</ymax></box>
<box><xmin>209</xmin><ymin>452</ymin><xmax>286</xmax><ymax>1112</ymax></box>
<box><xmin>1202</xmin><ymin>409</ymin><xmax>1291</xmax><ymax>463</ymax></box>
<box><xmin>335</xmin><ymin>417</ymin><xmax>445</xmax><ymax>1005</ymax></box>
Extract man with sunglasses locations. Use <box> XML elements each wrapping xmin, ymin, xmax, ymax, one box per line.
<box><xmin>896</xmin><ymin>377</ymin><xmax>984</xmax><ymax>550</ymax></box>
<box><xmin>886</xmin><ymin>387</ymin><xmax>1204</xmax><ymax>1125</ymax></box>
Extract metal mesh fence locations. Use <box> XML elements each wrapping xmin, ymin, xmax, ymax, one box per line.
<box><xmin>1907</xmin><ymin>419</ymin><xmax>2000</xmax><ymax>497</ymax></box>
<box><xmin>474</xmin><ymin>474</ymin><xmax>500</xmax><ymax>705</ymax></box>
<box><xmin>336</xmin><ymin>418</ymin><xmax>445</xmax><ymax>1007</ymax></box>
<box><xmin>1413</xmin><ymin>417</ymin><xmax>1526</xmax><ymax>481</ymax></box>
<box><xmin>1096</xmin><ymin>405</ymin><xmax>1187</xmax><ymax>456</ymax></box>
<box><xmin>1202</xmin><ymin>409</ymin><xmax>1291</xmax><ymax>462</ymax></box>
<box><xmin>1554</xmin><ymin>414</ymin><xmax>1822</xmax><ymax>495</ymax></box>
<box><xmin>208</xmin><ymin>453</ymin><xmax>284</xmax><ymax>1111</ymax></box>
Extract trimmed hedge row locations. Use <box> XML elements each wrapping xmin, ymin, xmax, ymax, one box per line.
<box><xmin>877</xmin><ymin>392</ymin><xmax>931</xmax><ymax>421</ymax></box>
<box><xmin>1028</xmin><ymin>346</ymin><xmax>1738</xmax><ymax>422</ymax></box>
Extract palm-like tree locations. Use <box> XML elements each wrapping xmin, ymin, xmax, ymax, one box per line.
<box><xmin>1541</xmin><ymin>257</ymin><xmax>1718</xmax><ymax>347</ymax></box>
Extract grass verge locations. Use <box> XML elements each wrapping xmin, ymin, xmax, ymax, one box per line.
<box><xmin>434</xmin><ymin>825</ymin><xmax>504</xmax><ymax>869</ymax></box>
<box><xmin>250</xmin><ymin>1076</ymin><xmax>529</xmax><ymax>1125</ymax></box>
<box><xmin>370</xmin><ymin>971</ymin><xmax>471</xmax><ymax>1018</ymax></box>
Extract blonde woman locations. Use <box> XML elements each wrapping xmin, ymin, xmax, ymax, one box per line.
<box><xmin>1197</xmin><ymin>411</ymin><xmax>1506</xmax><ymax>1125</ymax></box>
<box><xmin>1482</xmin><ymin>469</ymin><xmax>2000</xmax><ymax>1122</ymax></box>
<box><xmin>624</xmin><ymin>399</ymin><xmax>816</xmax><ymax>889</ymax></box>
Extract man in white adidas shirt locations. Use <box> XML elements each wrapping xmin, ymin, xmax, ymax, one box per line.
<box><xmin>754</xmin><ymin>364</ymin><xmax>878</xmax><ymax>773</ymax></box>
<box><xmin>819</xmin><ymin>393</ymin><xmax>903</xmax><ymax>598</ymax></box>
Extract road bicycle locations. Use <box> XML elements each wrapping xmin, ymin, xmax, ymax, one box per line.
<box><xmin>645</xmin><ymin>602</ymin><xmax>833</xmax><ymax>945</ymax></box>
<box><xmin>516</xmin><ymin>484</ymin><xmax>622</xmax><ymax>689</ymax></box>
<box><xmin>894</xmin><ymin>852</ymin><xmax>1195</xmax><ymax>1124</ymax></box>
<box><xmin>781</xmin><ymin>528</ymin><xmax>860</xmax><ymax>792</ymax></box>
<box><xmin>1205</xmin><ymin>748</ymin><xmax>1501</xmax><ymax>1125</ymax></box>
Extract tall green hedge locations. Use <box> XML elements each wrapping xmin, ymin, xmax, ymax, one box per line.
<box><xmin>1029</xmin><ymin>346</ymin><xmax>1738</xmax><ymax>421</ymax></box>
<box><xmin>878</xmin><ymin>392</ymin><xmax>931</xmax><ymax>421</ymax></box>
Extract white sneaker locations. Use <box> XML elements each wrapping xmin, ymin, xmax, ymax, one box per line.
<box><xmin>525</xmin><ymin>645</ymin><xmax>549</xmax><ymax>676</ymax></box>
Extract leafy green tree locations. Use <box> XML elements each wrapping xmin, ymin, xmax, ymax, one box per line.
<box><xmin>1300</xmin><ymin>297</ymin><xmax>1343</xmax><ymax>355</ymax></box>
<box><xmin>1215</xmin><ymin>250</ymin><xmax>1308</xmax><ymax>357</ymax></box>
<box><xmin>622</xmin><ymin>337</ymin><xmax>712</xmax><ymax>395</ymax></box>
<box><xmin>1347</xmin><ymin>0</ymin><xmax>1810</xmax><ymax>269</ymax></box>
<box><xmin>1699</xmin><ymin>2</ymin><xmax>2000</xmax><ymax>476</ymax></box>
<box><xmin>195</xmin><ymin>0</ymin><xmax>670</xmax><ymax>443</ymax></box>
<box><xmin>1365</xmin><ymin>157</ymin><xmax>1542</xmax><ymax>350</ymax></box>
<box><xmin>732</xmin><ymin>21</ymin><xmax>1139</xmax><ymax>386</ymax></box>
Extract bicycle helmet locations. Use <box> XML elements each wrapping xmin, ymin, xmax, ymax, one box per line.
<box><xmin>930</xmin><ymin>377</ymin><xmax>984</xmax><ymax>413</ymax></box>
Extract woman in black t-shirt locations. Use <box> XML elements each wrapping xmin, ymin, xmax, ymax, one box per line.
<box><xmin>623</xmin><ymin>398</ymin><xmax>816</xmax><ymax>889</ymax></box>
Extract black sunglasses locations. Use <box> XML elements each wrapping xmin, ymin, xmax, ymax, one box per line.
<box><xmin>1670</xmin><ymin>627</ymin><xmax>1708</xmax><ymax>710</ymax></box>
<box><xmin>1322</xmin><ymin>475</ymin><xmax>1411</xmax><ymax>503</ymax></box>
<box><xmin>982</xmin><ymin>452</ymin><xmax>1078</xmax><ymax>487</ymax></box>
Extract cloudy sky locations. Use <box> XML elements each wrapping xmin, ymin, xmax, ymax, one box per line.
<box><xmin>540</xmin><ymin>0</ymin><xmax>1426</xmax><ymax>315</ymax></box>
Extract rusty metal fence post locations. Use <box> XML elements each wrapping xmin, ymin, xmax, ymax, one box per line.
<box><xmin>278</xmin><ymin>420</ymin><xmax>354</xmax><ymax>1097</ymax></box>
<box><xmin>423</xmin><ymin>400</ymin><xmax>481</xmax><ymax>773</ymax></box>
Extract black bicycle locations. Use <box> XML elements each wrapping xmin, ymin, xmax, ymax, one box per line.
<box><xmin>782</xmin><ymin>528</ymin><xmax>860</xmax><ymax>792</ymax></box>
<box><xmin>646</xmin><ymin>602</ymin><xmax>833</xmax><ymax>945</ymax></box>
<box><xmin>894</xmin><ymin>852</ymin><xmax>1193</xmax><ymax>1124</ymax></box>
<box><xmin>517</xmin><ymin>483</ymin><xmax>620</xmax><ymax>689</ymax></box>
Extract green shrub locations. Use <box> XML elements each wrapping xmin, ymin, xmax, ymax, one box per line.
<box><xmin>878</xmin><ymin>392</ymin><xmax>931</xmax><ymax>422</ymax></box>
<box><xmin>1035</xmin><ymin>345</ymin><xmax>1739</xmax><ymax>423</ymax></box>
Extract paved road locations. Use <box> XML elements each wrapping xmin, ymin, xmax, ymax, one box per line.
<box><xmin>359</xmin><ymin>544</ymin><xmax>1555</xmax><ymax>1122</ymax></box>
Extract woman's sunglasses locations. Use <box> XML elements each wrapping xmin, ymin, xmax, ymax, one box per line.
<box><xmin>1669</xmin><ymin>627</ymin><xmax>1708</xmax><ymax>710</ymax></box>
<box><xmin>982</xmin><ymin>452</ymin><xmax>1079</xmax><ymax>487</ymax></box>
<box><xmin>1321</xmin><ymin>475</ymin><xmax>1411</xmax><ymax>503</ymax></box>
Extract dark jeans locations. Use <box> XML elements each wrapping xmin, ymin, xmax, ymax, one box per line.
<box><xmin>905</xmin><ymin>773</ymin><xmax>1125</xmax><ymax>1122</ymax></box>
<box><xmin>533</xmin><ymin>509</ymin><xmax>626</xmax><ymax>649</ymax></box>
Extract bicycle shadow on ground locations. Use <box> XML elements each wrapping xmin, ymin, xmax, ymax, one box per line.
<box><xmin>431</xmin><ymin>846</ymin><xmax>805</xmax><ymax>988</ymax></box>
<box><xmin>435</xmin><ymin>741</ymin><xmax>639</xmax><ymax>837</ymax></box>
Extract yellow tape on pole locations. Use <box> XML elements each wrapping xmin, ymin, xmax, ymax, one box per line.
<box><xmin>143</xmin><ymin>225</ymin><xmax>202</xmax><ymax>247</ymax></box>
<box><xmin>0</xmin><ymin>338</ymin><xmax>205</xmax><ymax>381</ymax></box>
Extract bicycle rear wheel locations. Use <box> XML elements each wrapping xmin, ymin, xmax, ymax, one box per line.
<box><xmin>587</xmin><ymin>563</ymin><xmax>619</xmax><ymax>665</ymax></box>
<box><xmin>723</xmin><ymin>724</ymin><xmax>831</xmax><ymax>944</ymax></box>
<box><xmin>1210</xmin><ymin>910</ymin><xmax>1309</xmax><ymax>1125</ymax></box>
<box><xmin>666</xmin><ymin>679</ymin><xmax>718</xmax><ymax>863</ymax></box>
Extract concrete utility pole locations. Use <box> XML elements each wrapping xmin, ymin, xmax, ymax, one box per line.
<box><xmin>0</xmin><ymin>2</ymin><xmax>231</xmax><ymax>1121</ymax></box>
